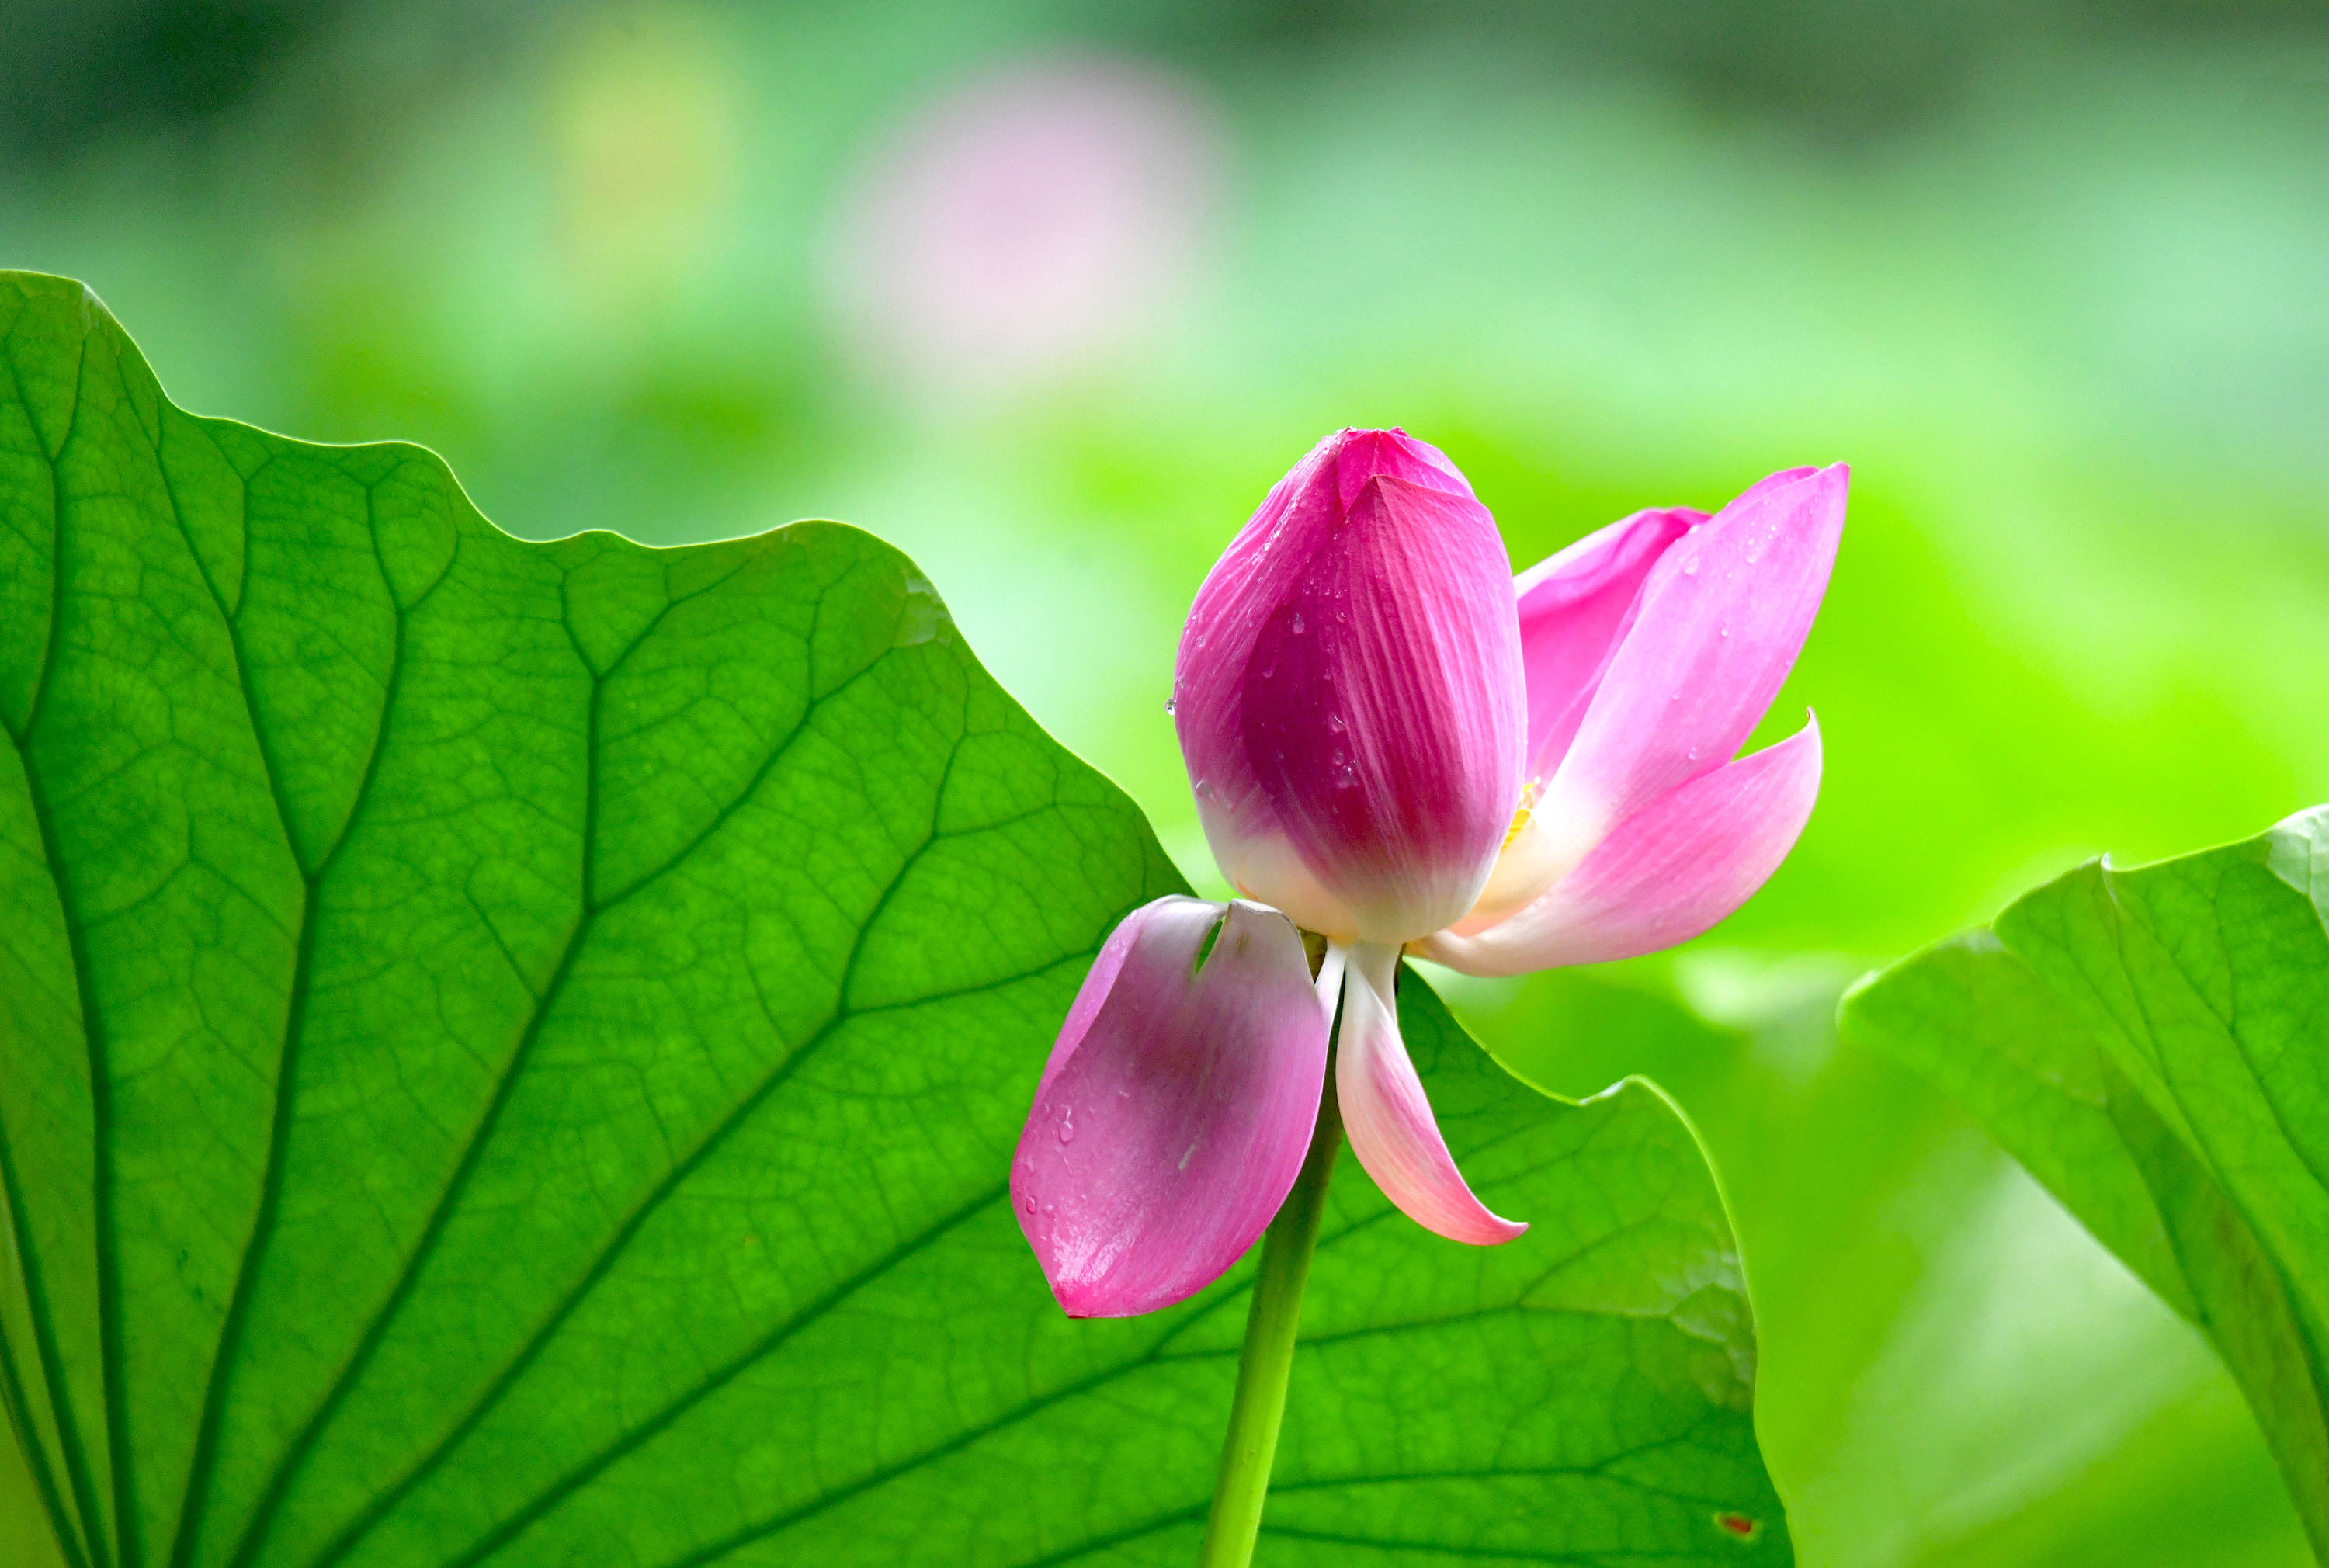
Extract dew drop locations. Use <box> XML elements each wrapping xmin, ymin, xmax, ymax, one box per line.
<box><xmin>1335</xmin><ymin>610</ymin><xmax>1347</xmax><ymax>623</ymax></box>
<box><xmin>1022</xmin><ymin>1195</ymin><xmax>1036</xmax><ymax>1215</ymax></box>
<box><xmin>1335</xmin><ymin>763</ymin><xmax>1358</xmax><ymax>789</ymax></box>
<box><xmin>1057</xmin><ymin>1108</ymin><xmax>1075</xmax><ymax>1145</ymax></box>
<box><xmin>1682</xmin><ymin>557</ymin><xmax>1699</xmax><ymax>576</ymax></box>
<box><xmin>1043</xmin><ymin>1202</ymin><xmax>1057</xmax><ymax>1216</ymax></box>
<box><xmin>1164</xmin><ymin>696</ymin><xmax>1177</xmax><ymax>715</ymax></box>
<box><xmin>1328</xmin><ymin>713</ymin><xmax>1346</xmax><ymax>733</ymax></box>
<box><xmin>1291</xmin><ymin>611</ymin><xmax>1307</xmax><ymax>634</ymax></box>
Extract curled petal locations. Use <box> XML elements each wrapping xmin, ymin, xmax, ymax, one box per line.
<box><xmin>1515</xmin><ymin>506</ymin><xmax>1702</xmax><ymax>782</ymax></box>
<box><xmin>1014</xmin><ymin>896</ymin><xmax>1328</xmax><ymax>1317</ymax></box>
<box><xmin>1333</xmin><ymin>941</ymin><xmax>1525</xmax><ymax>1245</ymax></box>
<box><xmin>1536</xmin><ymin>464</ymin><xmax>1845</xmax><ymax>862</ymax></box>
<box><xmin>1422</xmin><ymin>715</ymin><xmax>1822</xmax><ymax>976</ymax></box>
<box><xmin>1175</xmin><ymin>428</ymin><xmax>1527</xmax><ymax>944</ymax></box>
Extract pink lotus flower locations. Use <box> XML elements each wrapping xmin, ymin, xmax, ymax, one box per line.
<box><xmin>1015</xmin><ymin>430</ymin><xmax>1845</xmax><ymax>1316</ymax></box>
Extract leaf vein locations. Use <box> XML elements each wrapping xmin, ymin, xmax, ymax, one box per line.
<box><xmin>5</xmin><ymin>325</ymin><xmax>131</xmax><ymax>1568</ymax></box>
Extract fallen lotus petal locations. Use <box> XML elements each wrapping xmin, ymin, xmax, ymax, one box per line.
<box><xmin>1013</xmin><ymin>896</ymin><xmax>1329</xmax><ymax>1317</ymax></box>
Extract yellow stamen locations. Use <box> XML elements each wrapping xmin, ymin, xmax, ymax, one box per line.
<box><xmin>1500</xmin><ymin>777</ymin><xmax>1544</xmax><ymax>852</ymax></box>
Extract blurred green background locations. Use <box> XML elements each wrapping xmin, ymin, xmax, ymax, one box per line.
<box><xmin>5</xmin><ymin>1</ymin><xmax>2327</xmax><ymax>1563</ymax></box>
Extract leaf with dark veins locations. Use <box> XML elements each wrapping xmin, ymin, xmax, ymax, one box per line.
<box><xmin>0</xmin><ymin>270</ymin><xmax>1788</xmax><ymax>1568</ymax></box>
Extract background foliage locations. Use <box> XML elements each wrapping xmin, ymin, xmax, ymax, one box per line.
<box><xmin>3</xmin><ymin>1</ymin><xmax>2327</xmax><ymax>1564</ymax></box>
<box><xmin>1841</xmin><ymin>808</ymin><xmax>2329</xmax><ymax>1563</ymax></box>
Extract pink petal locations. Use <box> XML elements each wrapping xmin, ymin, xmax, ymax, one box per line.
<box><xmin>1031</xmin><ymin>905</ymin><xmax>1142</xmax><ymax>1105</ymax></box>
<box><xmin>1333</xmin><ymin>941</ymin><xmax>1526</xmax><ymax>1245</ymax></box>
<box><xmin>1515</xmin><ymin>507</ymin><xmax>1702</xmax><ymax>782</ymax></box>
<box><xmin>1014</xmin><ymin>896</ymin><xmax>1328</xmax><ymax>1317</ymax></box>
<box><xmin>1174</xmin><ymin>429</ymin><xmax>1527</xmax><ymax>944</ymax></box>
<box><xmin>1535</xmin><ymin>464</ymin><xmax>1845</xmax><ymax>857</ymax></box>
<box><xmin>1421</xmin><ymin>716</ymin><xmax>1822</xmax><ymax>976</ymax></box>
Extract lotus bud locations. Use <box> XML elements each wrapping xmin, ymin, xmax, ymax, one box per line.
<box><xmin>1171</xmin><ymin>428</ymin><xmax>1527</xmax><ymax>945</ymax></box>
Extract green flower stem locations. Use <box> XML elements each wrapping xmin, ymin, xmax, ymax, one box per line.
<box><xmin>1197</xmin><ymin>1067</ymin><xmax>1343</xmax><ymax>1568</ymax></box>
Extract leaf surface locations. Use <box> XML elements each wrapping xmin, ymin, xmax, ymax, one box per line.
<box><xmin>1841</xmin><ymin>806</ymin><xmax>2329</xmax><ymax>1559</ymax></box>
<box><xmin>0</xmin><ymin>270</ymin><xmax>1786</xmax><ymax>1568</ymax></box>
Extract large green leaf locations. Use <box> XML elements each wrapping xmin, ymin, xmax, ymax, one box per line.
<box><xmin>1840</xmin><ymin>806</ymin><xmax>2329</xmax><ymax>1561</ymax></box>
<box><xmin>0</xmin><ymin>270</ymin><xmax>1786</xmax><ymax>1568</ymax></box>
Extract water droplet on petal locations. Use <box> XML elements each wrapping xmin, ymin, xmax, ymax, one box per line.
<box><xmin>1335</xmin><ymin>763</ymin><xmax>1358</xmax><ymax>788</ymax></box>
<box><xmin>1164</xmin><ymin>696</ymin><xmax>1176</xmax><ymax>715</ymax></box>
<box><xmin>1022</xmin><ymin>1195</ymin><xmax>1036</xmax><ymax>1215</ymax></box>
<box><xmin>1057</xmin><ymin>1108</ymin><xmax>1075</xmax><ymax>1145</ymax></box>
<box><xmin>1682</xmin><ymin>557</ymin><xmax>1699</xmax><ymax>576</ymax></box>
<box><xmin>1291</xmin><ymin>611</ymin><xmax>1306</xmax><ymax>634</ymax></box>
<box><xmin>1327</xmin><ymin>713</ymin><xmax>1345</xmax><ymax>733</ymax></box>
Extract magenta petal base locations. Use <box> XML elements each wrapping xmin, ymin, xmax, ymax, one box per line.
<box><xmin>1013</xmin><ymin>896</ymin><xmax>1329</xmax><ymax>1317</ymax></box>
